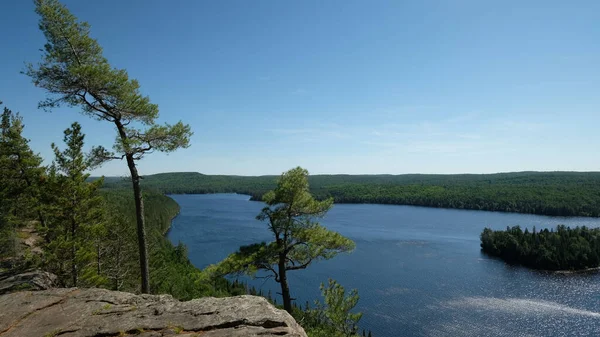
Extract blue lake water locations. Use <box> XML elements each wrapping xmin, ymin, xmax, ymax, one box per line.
<box><xmin>167</xmin><ymin>193</ymin><xmax>600</xmax><ymax>337</ymax></box>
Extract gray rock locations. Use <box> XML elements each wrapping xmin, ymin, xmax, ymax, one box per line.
<box><xmin>0</xmin><ymin>288</ymin><xmax>307</xmax><ymax>336</ymax></box>
<box><xmin>0</xmin><ymin>270</ymin><xmax>57</xmax><ymax>295</ymax></box>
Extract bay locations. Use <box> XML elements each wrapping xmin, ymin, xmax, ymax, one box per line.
<box><xmin>167</xmin><ymin>193</ymin><xmax>600</xmax><ymax>337</ymax></box>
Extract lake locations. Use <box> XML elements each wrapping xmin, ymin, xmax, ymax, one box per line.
<box><xmin>167</xmin><ymin>193</ymin><xmax>600</xmax><ymax>337</ymax></box>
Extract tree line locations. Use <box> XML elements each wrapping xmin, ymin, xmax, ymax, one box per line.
<box><xmin>480</xmin><ymin>225</ymin><xmax>600</xmax><ymax>270</ymax></box>
<box><xmin>103</xmin><ymin>171</ymin><xmax>600</xmax><ymax>217</ymax></box>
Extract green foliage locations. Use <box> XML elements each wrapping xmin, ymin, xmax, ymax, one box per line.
<box><xmin>210</xmin><ymin>167</ymin><xmax>355</xmax><ymax>312</ymax></box>
<box><xmin>98</xmin><ymin>205</ymin><xmax>137</xmax><ymax>291</ymax></box>
<box><xmin>481</xmin><ymin>225</ymin><xmax>600</xmax><ymax>270</ymax></box>
<box><xmin>99</xmin><ymin>188</ymin><xmax>243</xmax><ymax>299</ymax></box>
<box><xmin>0</xmin><ymin>105</ymin><xmax>237</xmax><ymax>299</ymax></box>
<box><xmin>0</xmin><ymin>102</ymin><xmax>45</xmax><ymax>259</ymax></box>
<box><xmin>28</xmin><ymin>0</ymin><xmax>193</xmax><ymax>293</ymax></box>
<box><xmin>102</xmin><ymin>171</ymin><xmax>600</xmax><ymax>217</ymax></box>
<box><xmin>294</xmin><ymin>279</ymin><xmax>364</xmax><ymax>337</ymax></box>
<box><xmin>26</xmin><ymin>0</ymin><xmax>192</xmax><ymax>170</ymax></box>
<box><xmin>42</xmin><ymin>122</ymin><xmax>105</xmax><ymax>287</ymax></box>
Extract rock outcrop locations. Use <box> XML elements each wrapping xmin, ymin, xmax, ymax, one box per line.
<box><xmin>0</xmin><ymin>288</ymin><xmax>307</xmax><ymax>336</ymax></box>
<box><xmin>0</xmin><ymin>269</ymin><xmax>57</xmax><ymax>295</ymax></box>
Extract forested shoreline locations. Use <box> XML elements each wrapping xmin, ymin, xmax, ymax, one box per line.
<box><xmin>100</xmin><ymin>171</ymin><xmax>600</xmax><ymax>217</ymax></box>
<box><xmin>480</xmin><ymin>225</ymin><xmax>600</xmax><ymax>271</ymax></box>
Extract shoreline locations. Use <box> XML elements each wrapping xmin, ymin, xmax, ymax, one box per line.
<box><xmin>482</xmin><ymin>252</ymin><xmax>600</xmax><ymax>275</ymax></box>
<box><xmin>162</xmin><ymin>202</ymin><xmax>181</xmax><ymax>236</ymax></box>
<box><xmin>167</xmin><ymin>193</ymin><xmax>600</xmax><ymax>276</ymax></box>
<box><xmin>550</xmin><ymin>267</ymin><xmax>600</xmax><ymax>275</ymax></box>
<box><xmin>170</xmin><ymin>192</ymin><xmax>599</xmax><ymax>219</ymax></box>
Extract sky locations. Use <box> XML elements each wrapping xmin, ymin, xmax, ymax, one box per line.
<box><xmin>1</xmin><ymin>0</ymin><xmax>599</xmax><ymax>176</ymax></box>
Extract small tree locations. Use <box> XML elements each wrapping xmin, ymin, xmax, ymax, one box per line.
<box><xmin>300</xmin><ymin>279</ymin><xmax>364</xmax><ymax>337</ymax></box>
<box><xmin>210</xmin><ymin>167</ymin><xmax>355</xmax><ymax>313</ymax></box>
<box><xmin>317</xmin><ymin>279</ymin><xmax>363</xmax><ymax>337</ymax></box>
<box><xmin>26</xmin><ymin>0</ymin><xmax>193</xmax><ymax>293</ymax></box>
<box><xmin>43</xmin><ymin>122</ymin><xmax>104</xmax><ymax>287</ymax></box>
<box><xmin>101</xmin><ymin>209</ymin><xmax>137</xmax><ymax>291</ymax></box>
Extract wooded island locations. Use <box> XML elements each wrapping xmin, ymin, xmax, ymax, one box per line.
<box><xmin>480</xmin><ymin>225</ymin><xmax>600</xmax><ymax>271</ymax></box>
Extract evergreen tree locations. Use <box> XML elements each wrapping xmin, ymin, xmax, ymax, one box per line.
<box><xmin>316</xmin><ymin>279</ymin><xmax>363</xmax><ymax>337</ymax></box>
<box><xmin>481</xmin><ymin>225</ymin><xmax>600</xmax><ymax>270</ymax></box>
<box><xmin>100</xmin><ymin>210</ymin><xmax>137</xmax><ymax>291</ymax></box>
<box><xmin>43</xmin><ymin>122</ymin><xmax>104</xmax><ymax>287</ymax></box>
<box><xmin>296</xmin><ymin>279</ymin><xmax>365</xmax><ymax>337</ymax></box>
<box><xmin>209</xmin><ymin>167</ymin><xmax>355</xmax><ymax>313</ymax></box>
<box><xmin>0</xmin><ymin>102</ymin><xmax>45</xmax><ymax>258</ymax></box>
<box><xmin>26</xmin><ymin>0</ymin><xmax>193</xmax><ymax>293</ymax></box>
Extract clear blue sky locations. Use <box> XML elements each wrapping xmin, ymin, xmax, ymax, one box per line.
<box><xmin>1</xmin><ymin>0</ymin><xmax>599</xmax><ymax>176</ymax></box>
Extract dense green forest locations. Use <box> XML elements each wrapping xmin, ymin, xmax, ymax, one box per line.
<box><xmin>100</xmin><ymin>188</ymin><xmax>243</xmax><ymax>299</ymax></box>
<box><xmin>480</xmin><ymin>225</ymin><xmax>600</xmax><ymax>270</ymax></box>
<box><xmin>0</xmin><ymin>106</ymin><xmax>240</xmax><ymax>300</ymax></box>
<box><xmin>101</xmin><ymin>171</ymin><xmax>600</xmax><ymax>217</ymax></box>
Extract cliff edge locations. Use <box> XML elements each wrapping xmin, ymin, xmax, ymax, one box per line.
<box><xmin>0</xmin><ymin>286</ymin><xmax>307</xmax><ymax>336</ymax></box>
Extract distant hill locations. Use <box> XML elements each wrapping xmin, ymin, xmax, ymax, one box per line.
<box><xmin>100</xmin><ymin>171</ymin><xmax>600</xmax><ymax>217</ymax></box>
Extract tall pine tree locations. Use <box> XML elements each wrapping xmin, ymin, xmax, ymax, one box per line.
<box><xmin>44</xmin><ymin>122</ymin><xmax>104</xmax><ymax>287</ymax></box>
<box><xmin>27</xmin><ymin>0</ymin><xmax>193</xmax><ymax>293</ymax></box>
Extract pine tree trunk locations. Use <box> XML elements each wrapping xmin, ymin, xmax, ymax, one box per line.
<box><xmin>278</xmin><ymin>253</ymin><xmax>292</xmax><ymax>313</ymax></box>
<box><xmin>115</xmin><ymin>119</ymin><xmax>150</xmax><ymax>294</ymax></box>
<box><xmin>126</xmin><ymin>154</ymin><xmax>150</xmax><ymax>294</ymax></box>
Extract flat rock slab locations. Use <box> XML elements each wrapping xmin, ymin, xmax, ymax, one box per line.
<box><xmin>0</xmin><ymin>288</ymin><xmax>307</xmax><ymax>337</ymax></box>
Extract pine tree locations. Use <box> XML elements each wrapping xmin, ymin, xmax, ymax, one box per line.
<box><xmin>26</xmin><ymin>0</ymin><xmax>193</xmax><ymax>293</ymax></box>
<box><xmin>43</xmin><ymin>122</ymin><xmax>104</xmax><ymax>287</ymax></box>
<box><xmin>209</xmin><ymin>167</ymin><xmax>355</xmax><ymax>313</ymax></box>
<box><xmin>0</xmin><ymin>102</ymin><xmax>45</xmax><ymax>258</ymax></box>
<box><xmin>317</xmin><ymin>279</ymin><xmax>363</xmax><ymax>337</ymax></box>
<box><xmin>101</xmin><ymin>209</ymin><xmax>137</xmax><ymax>291</ymax></box>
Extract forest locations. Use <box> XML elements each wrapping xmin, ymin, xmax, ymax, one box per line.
<box><xmin>480</xmin><ymin>225</ymin><xmax>600</xmax><ymax>270</ymax></box>
<box><xmin>101</xmin><ymin>171</ymin><xmax>600</xmax><ymax>217</ymax></box>
<box><xmin>0</xmin><ymin>109</ymin><xmax>238</xmax><ymax>299</ymax></box>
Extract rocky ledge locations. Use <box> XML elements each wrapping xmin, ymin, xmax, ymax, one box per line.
<box><xmin>0</xmin><ymin>287</ymin><xmax>307</xmax><ymax>336</ymax></box>
<box><xmin>0</xmin><ymin>270</ymin><xmax>57</xmax><ymax>295</ymax></box>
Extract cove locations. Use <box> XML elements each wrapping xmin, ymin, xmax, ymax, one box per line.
<box><xmin>167</xmin><ymin>193</ymin><xmax>600</xmax><ymax>337</ymax></box>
